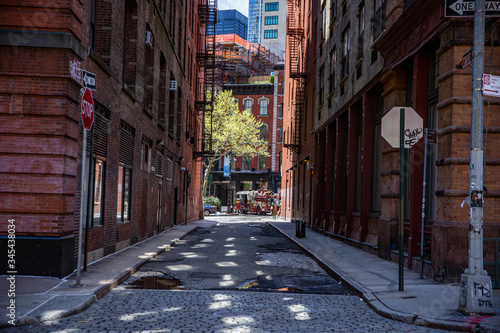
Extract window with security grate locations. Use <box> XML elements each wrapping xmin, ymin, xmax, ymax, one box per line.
<box><xmin>156</xmin><ymin>150</ymin><xmax>163</xmax><ymax>177</ymax></box>
<box><xmin>166</xmin><ymin>157</ymin><xmax>173</xmax><ymax>181</ymax></box>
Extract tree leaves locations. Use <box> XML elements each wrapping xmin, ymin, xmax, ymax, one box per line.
<box><xmin>202</xmin><ymin>90</ymin><xmax>269</xmax><ymax>197</ymax></box>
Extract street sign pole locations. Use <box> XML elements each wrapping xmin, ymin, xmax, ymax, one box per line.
<box><xmin>381</xmin><ymin>106</ymin><xmax>423</xmax><ymax>292</ymax></box>
<box><xmin>75</xmin><ymin>88</ymin><xmax>94</xmax><ymax>286</ymax></box>
<box><xmin>76</xmin><ymin>130</ymin><xmax>87</xmax><ymax>286</ymax></box>
<box><xmin>420</xmin><ymin>129</ymin><xmax>428</xmax><ymax>279</ymax></box>
<box><xmin>399</xmin><ymin>108</ymin><xmax>405</xmax><ymax>291</ymax></box>
<box><xmin>458</xmin><ymin>0</ymin><xmax>495</xmax><ymax>315</ymax></box>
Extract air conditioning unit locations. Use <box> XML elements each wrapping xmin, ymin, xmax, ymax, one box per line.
<box><xmin>170</xmin><ymin>80</ymin><xmax>177</xmax><ymax>90</ymax></box>
<box><xmin>145</xmin><ymin>31</ymin><xmax>153</xmax><ymax>47</ymax></box>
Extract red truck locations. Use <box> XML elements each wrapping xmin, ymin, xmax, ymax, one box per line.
<box><xmin>235</xmin><ymin>189</ymin><xmax>279</xmax><ymax>215</ymax></box>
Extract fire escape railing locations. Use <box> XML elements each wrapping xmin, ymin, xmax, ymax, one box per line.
<box><xmin>285</xmin><ymin>0</ymin><xmax>306</xmax><ymax>155</ymax></box>
<box><xmin>195</xmin><ymin>0</ymin><xmax>217</xmax><ymax>158</ymax></box>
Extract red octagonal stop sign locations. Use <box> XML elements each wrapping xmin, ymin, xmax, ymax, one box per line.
<box><xmin>81</xmin><ymin>88</ymin><xmax>94</xmax><ymax>130</ymax></box>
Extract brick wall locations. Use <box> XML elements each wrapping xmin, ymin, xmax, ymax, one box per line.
<box><xmin>0</xmin><ymin>0</ymin><xmax>203</xmax><ymax>276</ymax></box>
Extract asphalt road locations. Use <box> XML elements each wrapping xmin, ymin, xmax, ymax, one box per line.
<box><xmin>118</xmin><ymin>218</ymin><xmax>353</xmax><ymax>295</ymax></box>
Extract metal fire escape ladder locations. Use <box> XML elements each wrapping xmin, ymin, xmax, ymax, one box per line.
<box><xmin>194</xmin><ymin>0</ymin><xmax>217</xmax><ymax>158</ymax></box>
<box><xmin>285</xmin><ymin>0</ymin><xmax>306</xmax><ymax>154</ymax></box>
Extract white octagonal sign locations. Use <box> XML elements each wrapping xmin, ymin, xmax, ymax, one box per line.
<box><xmin>381</xmin><ymin>107</ymin><xmax>423</xmax><ymax>148</ymax></box>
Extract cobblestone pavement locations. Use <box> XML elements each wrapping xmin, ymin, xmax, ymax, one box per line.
<box><xmin>14</xmin><ymin>289</ymin><xmax>452</xmax><ymax>332</ymax></box>
<box><xmin>5</xmin><ymin>218</ymin><xmax>456</xmax><ymax>332</ymax></box>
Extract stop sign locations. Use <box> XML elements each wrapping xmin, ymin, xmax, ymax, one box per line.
<box><xmin>381</xmin><ymin>107</ymin><xmax>423</xmax><ymax>148</ymax></box>
<box><xmin>81</xmin><ymin>88</ymin><xmax>94</xmax><ymax>130</ymax></box>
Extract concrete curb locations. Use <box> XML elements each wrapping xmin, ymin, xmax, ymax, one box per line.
<box><xmin>6</xmin><ymin>224</ymin><xmax>202</xmax><ymax>328</ymax></box>
<box><xmin>267</xmin><ymin>221</ymin><xmax>479</xmax><ymax>332</ymax></box>
<box><xmin>14</xmin><ymin>295</ymin><xmax>97</xmax><ymax>327</ymax></box>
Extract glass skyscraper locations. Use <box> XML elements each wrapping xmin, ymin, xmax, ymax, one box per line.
<box><xmin>248</xmin><ymin>0</ymin><xmax>262</xmax><ymax>44</ymax></box>
<box><xmin>208</xmin><ymin>9</ymin><xmax>248</xmax><ymax>40</ymax></box>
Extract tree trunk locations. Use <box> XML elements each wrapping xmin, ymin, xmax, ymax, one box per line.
<box><xmin>202</xmin><ymin>163</ymin><xmax>213</xmax><ymax>199</ymax></box>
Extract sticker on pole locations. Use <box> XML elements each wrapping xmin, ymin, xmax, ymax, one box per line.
<box><xmin>81</xmin><ymin>88</ymin><xmax>94</xmax><ymax>130</ymax></box>
<box><xmin>483</xmin><ymin>73</ymin><xmax>500</xmax><ymax>98</ymax></box>
<box><xmin>381</xmin><ymin>107</ymin><xmax>423</xmax><ymax>148</ymax></box>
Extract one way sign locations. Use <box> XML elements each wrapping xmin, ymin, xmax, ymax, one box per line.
<box><xmin>446</xmin><ymin>0</ymin><xmax>500</xmax><ymax>17</ymax></box>
<box><xmin>82</xmin><ymin>70</ymin><xmax>96</xmax><ymax>90</ymax></box>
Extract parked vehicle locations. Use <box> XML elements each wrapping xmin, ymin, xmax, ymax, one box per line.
<box><xmin>235</xmin><ymin>189</ymin><xmax>279</xmax><ymax>215</ymax></box>
<box><xmin>203</xmin><ymin>203</ymin><xmax>217</xmax><ymax>216</ymax></box>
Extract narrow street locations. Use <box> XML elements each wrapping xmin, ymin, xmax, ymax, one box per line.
<box><xmin>14</xmin><ymin>216</ymin><xmax>452</xmax><ymax>332</ymax></box>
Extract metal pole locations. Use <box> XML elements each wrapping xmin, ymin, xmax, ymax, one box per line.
<box><xmin>185</xmin><ymin>165</ymin><xmax>189</xmax><ymax>225</ymax></box>
<box><xmin>309</xmin><ymin>165</ymin><xmax>313</xmax><ymax>226</ymax></box>
<box><xmin>284</xmin><ymin>172</ymin><xmax>288</xmax><ymax>221</ymax></box>
<box><xmin>469</xmin><ymin>0</ymin><xmax>485</xmax><ymax>278</ymax></box>
<box><xmin>420</xmin><ymin>129</ymin><xmax>428</xmax><ymax>279</ymax></box>
<box><xmin>399</xmin><ymin>107</ymin><xmax>405</xmax><ymax>291</ymax></box>
<box><xmin>458</xmin><ymin>0</ymin><xmax>494</xmax><ymax>315</ymax></box>
<box><xmin>76</xmin><ymin>129</ymin><xmax>87</xmax><ymax>286</ymax></box>
<box><xmin>84</xmin><ymin>124</ymin><xmax>95</xmax><ymax>271</ymax></box>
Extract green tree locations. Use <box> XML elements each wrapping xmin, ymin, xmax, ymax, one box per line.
<box><xmin>202</xmin><ymin>90</ymin><xmax>269</xmax><ymax>198</ymax></box>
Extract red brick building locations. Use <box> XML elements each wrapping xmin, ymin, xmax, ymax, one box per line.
<box><xmin>0</xmin><ymin>0</ymin><xmax>212</xmax><ymax>277</ymax></box>
<box><xmin>282</xmin><ymin>0</ymin><xmax>318</xmax><ymax>222</ymax></box>
<box><xmin>283</xmin><ymin>0</ymin><xmax>500</xmax><ymax>285</ymax></box>
<box><xmin>210</xmin><ymin>69</ymin><xmax>284</xmax><ymax>205</ymax></box>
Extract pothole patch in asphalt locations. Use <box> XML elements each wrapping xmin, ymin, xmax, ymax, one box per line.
<box><xmin>123</xmin><ymin>275</ymin><xmax>186</xmax><ymax>290</ymax></box>
<box><xmin>120</xmin><ymin>270</ymin><xmax>187</xmax><ymax>290</ymax></box>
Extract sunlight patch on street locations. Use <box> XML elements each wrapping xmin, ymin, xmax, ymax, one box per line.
<box><xmin>119</xmin><ymin>310</ymin><xmax>157</xmax><ymax>321</ymax></box>
<box><xmin>209</xmin><ymin>300</ymin><xmax>232</xmax><ymax>309</ymax></box>
<box><xmin>201</xmin><ymin>238</ymin><xmax>215</xmax><ymax>242</ymax></box>
<box><xmin>161</xmin><ymin>307</ymin><xmax>183</xmax><ymax>312</ymax></box>
<box><xmin>166</xmin><ymin>264</ymin><xmax>194</xmax><ymax>271</ymax></box>
<box><xmin>288</xmin><ymin>304</ymin><xmax>311</xmax><ymax>321</ymax></box>
<box><xmin>213</xmin><ymin>293</ymin><xmax>231</xmax><ymax>301</ymax></box>
<box><xmin>219</xmin><ymin>274</ymin><xmax>235</xmax><ymax>286</ymax></box>
<box><xmin>255</xmin><ymin>259</ymin><xmax>271</xmax><ymax>266</ymax></box>
<box><xmin>138</xmin><ymin>252</ymin><xmax>157</xmax><ymax>258</ymax></box>
<box><xmin>221</xmin><ymin>316</ymin><xmax>254</xmax><ymax>325</ymax></box>
<box><xmin>180</xmin><ymin>252</ymin><xmax>201</xmax><ymax>258</ymax></box>
<box><xmin>220</xmin><ymin>327</ymin><xmax>252</xmax><ymax>333</ymax></box>
<box><xmin>215</xmin><ymin>261</ymin><xmax>238</xmax><ymax>267</ymax></box>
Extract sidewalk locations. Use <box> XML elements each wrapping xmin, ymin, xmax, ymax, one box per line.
<box><xmin>268</xmin><ymin>220</ymin><xmax>500</xmax><ymax>332</ymax></box>
<box><xmin>0</xmin><ymin>220</ymin><xmax>217</xmax><ymax>327</ymax></box>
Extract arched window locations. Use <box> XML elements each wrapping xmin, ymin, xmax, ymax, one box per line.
<box><xmin>243</xmin><ymin>98</ymin><xmax>253</xmax><ymax>112</ymax></box>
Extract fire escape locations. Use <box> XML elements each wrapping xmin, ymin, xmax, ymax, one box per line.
<box><xmin>194</xmin><ymin>0</ymin><xmax>217</xmax><ymax>158</ymax></box>
<box><xmin>284</xmin><ymin>0</ymin><xmax>306</xmax><ymax>156</ymax></box>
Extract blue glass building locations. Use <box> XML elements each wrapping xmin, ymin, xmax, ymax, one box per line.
<box><xmin>248</xmin><ymin>0</ymin><xmax>262</xmax><ymax>44</ymax></box>
<box><xmin>208</xmin><ymin>9</ymin><xmax>248</xmax><ymax>40</ymax></box>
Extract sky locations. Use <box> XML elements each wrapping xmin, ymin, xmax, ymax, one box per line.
<box><xmin>218</xmin><ymin>0</ymin><xmax>249</xmax><ymax>18</ymax></box>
